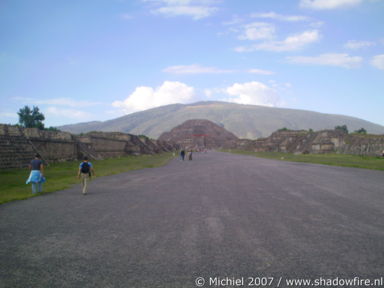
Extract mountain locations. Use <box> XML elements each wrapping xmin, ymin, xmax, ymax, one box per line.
<box><xmin>158</xmin><ymin>119</ymin><xmax>239</xmax><ymax>149</ymax></box>
<box><xmin>58</xmin><ymin>101</ymin><xmax>384</xmax><ymax>139</ymax></box>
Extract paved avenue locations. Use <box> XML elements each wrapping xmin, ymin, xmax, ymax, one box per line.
<box><xmin>1</xmin><ymin>152</ymin><xmax>383</xmax><ymax>287</ymax></box>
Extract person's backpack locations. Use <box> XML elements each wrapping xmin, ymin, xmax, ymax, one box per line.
<box><xmin>81</xmin><ymin>162</ymin><xmax>90</xmax><ymax>174</ymax></box>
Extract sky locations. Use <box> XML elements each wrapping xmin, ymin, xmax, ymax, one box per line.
<box><xmin>0</xmin><ymin>0</ymin><xmax>383</xmax><ymax>127</ymax></box>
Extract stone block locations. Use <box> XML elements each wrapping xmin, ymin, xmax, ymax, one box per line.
<box><xmin>311</xmin><ymin>144</ymin><xmax>321</xmax><ymax>151</ymax></box>
<box><xmin>24</xmin><ymin>128</ymin><xmax>41</xmax><ymax>138</ymax></box>
<box><xmin>0</xmin><ymin>125</ymin><xmax>6</xmax><ymax>136</ymax></box>
<box><xmin>7</xmin><ymin>126</ymin><xmax>22</xmax><ymax>136</ymax></box>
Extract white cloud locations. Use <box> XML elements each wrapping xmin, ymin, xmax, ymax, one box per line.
<box><xmin>238</xmin><ymin>22</ymin><xmax>275</xmax><ymax>41</ymax></box>
<box><xmin>251</xmin><ymin>12</ymin><xmax>310</xmax><ymax>22</ymax></box>
<box><xmin>144</xmin><ymin>0</ymin><xmax>218</xmax><ymax>19</ymax></box>
<box><xmin>247</xmin><ymin>69</ymin><xmax>275</xmax><ymax>75</ymax></box>
<box><xmin>300</xmin><ymin>0</ymin><xmax>363</xmax><ymax>10</ymax></box>
<box><xmin>163</xmin><ymin>64</ymin><xmax>233</xmax><ymax>74</ymax></box>
<box><xmin>163</xmin><ymin>64</ymin><xmax>275</xmax><ymax>75</ymax></box>
<box><xmin>287</xmin><ymin>53</ymin><xmax>363</xmax><ymax>68</ymax></box>
<box><xmin>235</xmin><ymin>30</ymin><xmax>320</xmax><ymax>52</ymax></box>
<box><xmin>45</xmin><ymin>107</ymin><xmax>92</xmax><ymax>120</ymax></box>
<box><xmin>222</xmin><ymin>15</ymin><xmax>244</xmax><ymax>26</ymax></box>
<box><xmin>344</xmin><ymin>40</ymin><xmax>375</xmax><ymax>50</ymax></box>
<box><xmin>154</xmin><ymin>5</ymin><xmax>217</xmax><ymax>19</ymax></box>
<box><xmin>224</xmin><ymin>81</ymin><xmax>279</xmax><ymax>107</ymax></box>
<box><xmin>112</xmin><ymin>81</ymin><xmax>195</xmax><ymax>114</ymax></box>
<box><xmin>309</xmin><ymin>21</ymin><xmax>324</xmax><ymax>28</ymax></box>
<box><xmin>371</xmin><ymin>54</ymin><xmax>384</xmax><ymax>70</ymax></box>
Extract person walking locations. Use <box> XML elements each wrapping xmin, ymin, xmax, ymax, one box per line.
<box><xmin>180</xmin><ymin>149</ymin><xmax>185</xmax><ymax>161</ymax></box>
<box><xmin>26</xmin><ymin>153</ymin><xmax>45</xmax><ymax>194</ymax></box>
<box><xmin>188</xmin><ymin>150</ymin><xmax>193</xmax><ymax>161</ymax></box>
<box><xmin>78</xmin><ymin>157</ymin><xmax>95</xmax><ymax>195</ymax></box>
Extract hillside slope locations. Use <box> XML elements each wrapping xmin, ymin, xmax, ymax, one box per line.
<box><xmin>58</xmin><ymin>101</ymin><xmax>384</xmax><ymax>139</ymax></box>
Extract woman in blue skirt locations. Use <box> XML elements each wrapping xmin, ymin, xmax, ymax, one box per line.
<box><xmin>26</xmin><ymin>154</ymin><xmax>45</xmax><ymax>194</ymax></box>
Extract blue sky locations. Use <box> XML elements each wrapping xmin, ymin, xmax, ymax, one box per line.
<box><xmin>1</xmin><ymin>0</ymin><xmax>383</xmax><ymax>127</ymax></box>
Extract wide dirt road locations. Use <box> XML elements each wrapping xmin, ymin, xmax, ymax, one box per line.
<box><xmin>1</xmin><ymin>152</ymin><xmax>384</xmax><ymax>288</ymax></box>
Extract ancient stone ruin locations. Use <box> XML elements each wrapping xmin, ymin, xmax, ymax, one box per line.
<box><xmin>237</xmin><ymin>129</ymin><xmax>384</xmax><ymax>156</ymax></box>
<box><xmin>159</xmin><ymin>119</ymin><xmax>384</xmax><ymax>156</ymax></box>
<box><xmin>158</xmin><ymin>119</ymin><xmax>239</xmax><ymax>149</ymax></box>
<box><xmin>2</xmin><ymin>119</ymin><xmax>384</xmax><ymax>169</ymax></box>
<box><xmin>0</xmin><ymin>124</ymin><xmax>176</xmax><ymax>169</ymax></box>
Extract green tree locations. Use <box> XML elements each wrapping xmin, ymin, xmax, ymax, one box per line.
<box><xmin>46</xmin><ymin>126</ymin><xmax>60</xmax><ymax>132</ymax></box>
<box><xmin>17</xmin><ymin>106</ymin><xmax>45</xmax><ymax>129</ymax></box>
<box><xmin>335</xmin><ymin>125</ymin><xmax>348</xmax><ymax>134</ymax></box>
<box><xmin>354</xmin><ymin>128</ymin><xmax>367</xmax><ymax>134</ymax></box>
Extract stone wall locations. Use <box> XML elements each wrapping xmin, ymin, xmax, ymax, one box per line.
<box><xmin>26</xmin><ymin>128</ymin><xmax>78</xmax><ymax>162</ymax></box>
<box><xmin>238</xmin><ymin>129</ymin><xmax>384</xmax><ymax>156</ymax></box>
<box><xmin>0</xmin><ymin>124</ymin><xmax>177</xmax><ymax>169</ymax></box>
<box><xmin>3</xmin><ymin>122</ymin><xmax>383</xmax><ymax>169</ymax></box>
<box><xmin>0</xmin><ymin>125</ymin><xmax>38</xmax><ymax>169</ymax></box>
<box><xmin>340</xmin><ymin>134</ymin><xmax>384</xmax><ymax>155</ymax></box>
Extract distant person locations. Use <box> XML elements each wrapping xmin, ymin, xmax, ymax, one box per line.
<box><xmin>188</xmin><ymin>150</ymin><xmax>193</xmax><ymax>161</ymax></box>
<box><xmin>180</xmin><ymin>150</ymin><xmax>185</xmax><ymax>161</ymax></box>
<box><xmin>26</xmin><ymin>153</ymin><xmax>45</xmax><ymax>194</ymax></box>
<box><xmin>382</xmin><ymin>150</ymin><xmax>384</xmax><ymax>158</ymax></box>
<box><xmin>78</xmin><ymin>157</ymin><xmax>95</xmax><ymax>195</ymax></box>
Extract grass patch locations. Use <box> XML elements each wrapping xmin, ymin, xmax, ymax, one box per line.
<box><xmin>0</xmin><ymin>153</ymin><xmax>174</xmax><ymax>205</ymax></box>
<box><xmin>222</xmin><ymin>149</ymin><xmax>384</xmax><ymax>171</ymax></box>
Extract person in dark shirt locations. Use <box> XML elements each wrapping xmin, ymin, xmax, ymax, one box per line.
<box><xmin>180</xmin><ymin>150</ymin><xmax>186</xmax><ymax>161</ymax></box>
<box><xmin>78</xmin><ymin>157</ymin><xmax>95</xmax><ymax>195</ymax></box>
<box><xmin>26</xmin><ymin>154</ymin><xmax>45</xmax><ymax>194</ymax></box>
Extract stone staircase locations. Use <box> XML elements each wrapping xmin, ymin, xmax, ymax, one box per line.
<box><xmin>0</xmin><ymin>126</ymin><xmax>38</xmax><ymax>169</ymax></box>
<box><xmin>77</xmin><ymin>141</ymin><xmax>103</xmax><ymax>160</ymax></box>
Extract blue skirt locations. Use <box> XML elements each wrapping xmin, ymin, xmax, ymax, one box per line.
<box><xmin>26</xmin><ymin>170</ymin><xmax>46</xmax><ymax>184</ymax></box>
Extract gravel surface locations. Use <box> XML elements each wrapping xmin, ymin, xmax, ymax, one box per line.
<box><xmin>1</xmin><ymin>151</ymin><xmax>384</xmax><ymax>288</ymax></box>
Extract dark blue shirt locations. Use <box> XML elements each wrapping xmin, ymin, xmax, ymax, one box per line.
<box><xmin>30</xmin><ymin>159</ymin><xmax>43</xmax><ymax>170</ymax></box>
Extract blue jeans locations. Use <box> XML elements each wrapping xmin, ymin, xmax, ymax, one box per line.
<box><xmin>32</xmin><ymin>182</ymin><xmax>42</xmax><ymax>194</ymax></box>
